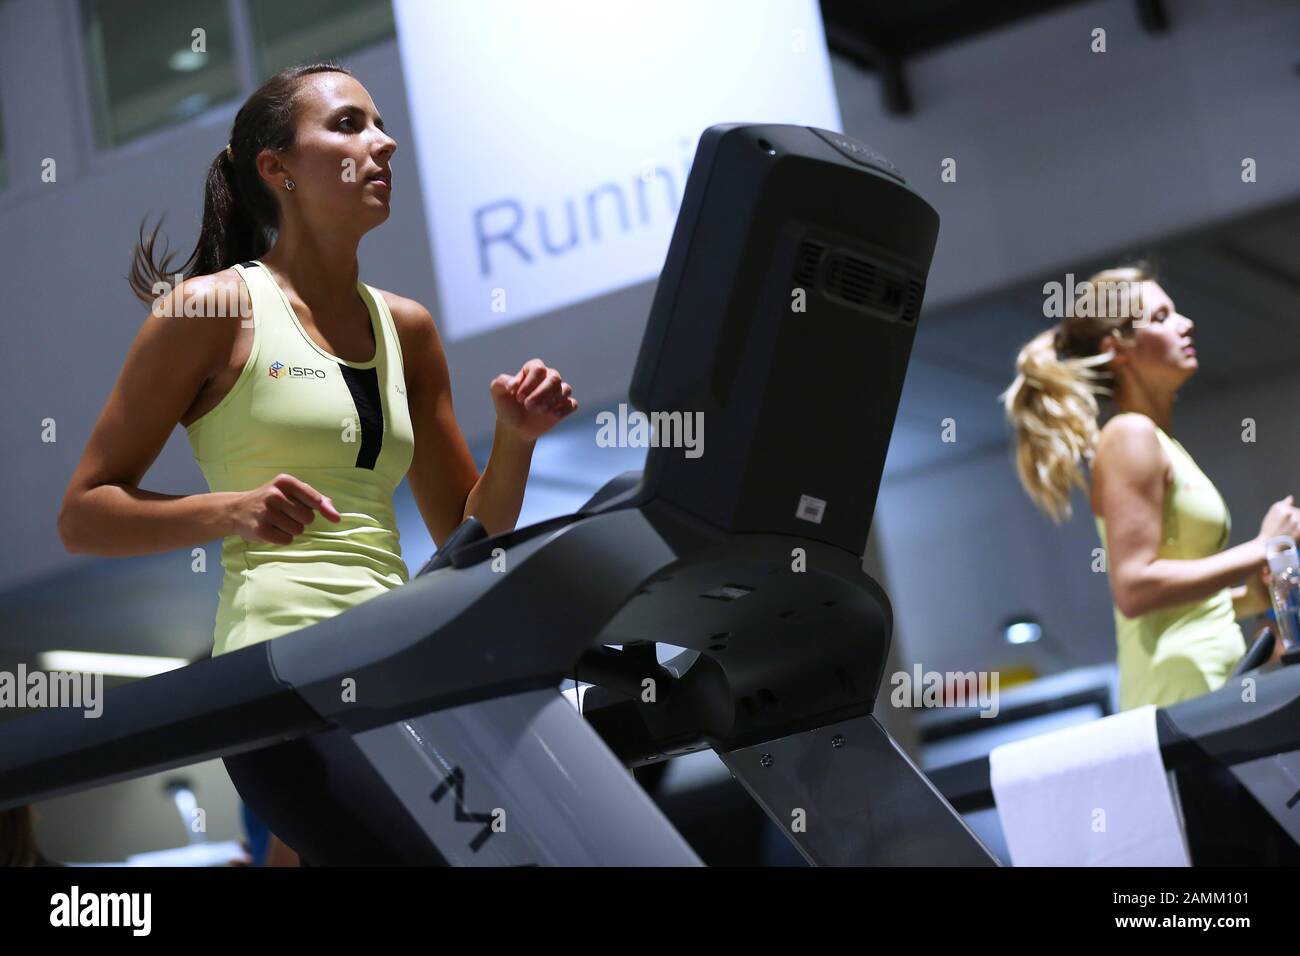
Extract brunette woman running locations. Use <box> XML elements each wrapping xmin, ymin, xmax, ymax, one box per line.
<box><xmin>58</xmin><ymin>62</ymin><xmax>578</xmax><ymax>864</ymax></box>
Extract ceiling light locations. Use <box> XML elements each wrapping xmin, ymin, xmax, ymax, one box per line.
<box><xmin>1003</xmin><ymin>620</ymin><xmax>1042</xmax><ymax>645</ymax></box>
<box><xmin>168</xmin><ymin>49</ymin><xmax>206</xmax><ymax>72</ymax></box>
<box><xmin>36</xmin><ymin>651</ymin><xmax>188</xmax><ymax>678</ymax></box>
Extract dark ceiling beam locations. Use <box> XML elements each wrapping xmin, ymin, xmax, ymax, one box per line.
<box><xmin>1213</xmin><ymin>240</ymin><xmax>1300</xmax><ymax>299</ymax></box>
<box><xmin>823</xmin><ymin>24</ymin><xmax>912</xmax><ymax>115</ymax></box>
<box><xmin>1134</xmin><ymin>0</ymin><xmax>1170</xmax><ymax>33</ymax></box>
<box><xmin>821</xmin><ymin>0</ymin><xmax>1171</xmax><ymax>116</ymax></box>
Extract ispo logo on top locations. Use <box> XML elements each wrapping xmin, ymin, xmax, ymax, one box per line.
<box><xmin>268</xmin><ymin>361</ymin><xmax>327</xmax><ymax>379</ymax></box>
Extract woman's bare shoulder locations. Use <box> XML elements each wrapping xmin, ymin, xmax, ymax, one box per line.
<box><xmin>374</xmin><ymin>289</ymin><xmax>435</xmax><ymax>331</ymax></box>
<box><xmin>1093</xmin><ymin>413</ymin><xmax>1171</xmax><ymax>490</ymax></box>
<box><xmin>373</xmin><ymin>290</ymin><xmax>442</xmax><ymax>372</ymax></box>
<box><xmin>164</xmin><ymin>266</ymin><xmax>244</xmax><ymax>303</ymax></box>
<box><xmin>1098</xmin><ymin>411</ymin><xmax>1158</xmax><ymax>443</ymax></box>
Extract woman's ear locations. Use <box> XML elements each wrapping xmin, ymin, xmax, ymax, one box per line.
<box><xmin>254</xmin><ymin>147</ymin><xmax>287</xmax><ymax>190</ymax></box>
<box><xmin>1100</xmin><ymin>332</ymin><xmax>1128</xmax><ymax>368</ymax></box>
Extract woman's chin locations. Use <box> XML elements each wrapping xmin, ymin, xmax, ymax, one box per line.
<box><xmin>358</xmin><ymin>200</ymin><xmax>392</xmax><ymax>226</ymax></box>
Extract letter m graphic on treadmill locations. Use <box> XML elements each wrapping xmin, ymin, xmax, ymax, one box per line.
<box><xmin>430</xmin><ymin>767</ymin><xmax>495</xmax><ymax>852</ymax></box>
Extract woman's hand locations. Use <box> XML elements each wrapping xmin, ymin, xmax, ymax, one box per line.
<box><xmin>1237</xmin><ymin>562</ymin><xmax>1274</xmax><ymax>619</ymax></box>
<box><xmin>490</xmin><ymin>358</ymin><xmax>578</xmax><ymax>441</ymax></box>
<box><xmin>228</xmin><ymin>474</ymin><xmax>342</xmax><ymax>545</ymax></box>
<box><xmin>1230</xmin><ymin>498</ymin><xmax>1300</xmax><ymax>618</ymax></box>
<box><xmin>1257</xmin><ymin>495</ymin><xmax>1300</xmax><ymax>549</ymax></box>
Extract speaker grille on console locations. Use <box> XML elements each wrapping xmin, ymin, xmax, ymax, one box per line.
<box><xmin>901</xmin><ymin>279</ymin><xmax>924</xmax><ymax>324</ymax></box>
<box><xmin>793</xmin><ymin>239</ymin><xmax>825</xmax><ymax>287</ymax></box>
<box><xmin>827</xmin><ymin>254</ymin><xmax>877</xmax><ymax>304</ymax></box>
<box><xmin>792</xmin><ymin>238</ymin><xmax>923</xmax><ymax>324</ymax></box>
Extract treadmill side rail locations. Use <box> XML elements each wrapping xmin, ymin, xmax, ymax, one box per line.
<box><xmin>1162</xmin><ymin>661</ymin><xmax>1300</xmax><ymax>764</ymax></box>
<box><xmin>354</xmin><ymin>689</ymin><xmax>702</xmax><ymax>866</ymax></box>
<box><xmin>1162</xmin><ymin>665</ymin><xmax>1300</xmax><ymax>844</ymax></box>
<box><xmin>0</xmin><ymin>641</ymin><xmax>324</xmax><ymax>811</ymax></box>
<box><xmin>269</xmin><ymin>508</ymin><xmax>684</xmax><ymax>732</ymax></box>
<box><xmin>721</xmin><ymin>713</ymin><xmax>998</xmax><ymax>866</ymax></box>
<box><xmin>1222</xmin><ymin>751</ymin><xmax>1300</xmax><ymax>844</ymax></box>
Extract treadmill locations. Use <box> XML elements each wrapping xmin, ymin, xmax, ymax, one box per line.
<box><xmin>0</xmin><ymin>123</ymin><xmax>996</xmax><ymax>866</ymax></box>
<box><xmin>931</xmin><ymin>650</ymin><xmax>1300</xmax><ymax>862</ymax></box>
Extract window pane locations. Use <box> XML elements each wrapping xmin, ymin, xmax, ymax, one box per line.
<box><xmin>81</xmin><ymin>0</ymin><xmax>240</xmax><ymax>148</ymax></box>
<box><xmin>0</xmin><ymin>87</ymin><xmax>6</xmax><ymax>190</ymax></box>
<box><xmin>249</xmin><ymin>0</ymin><xmax>395</xmax><ymax>80</ymax></box>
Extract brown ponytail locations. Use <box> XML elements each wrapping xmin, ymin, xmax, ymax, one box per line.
<box><xmin>128</xmin><ymin>61</ymin><xmax>352</xmax><ymax>305</ymax></box>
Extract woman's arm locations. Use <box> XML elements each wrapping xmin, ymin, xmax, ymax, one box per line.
<box><xmin>461</xmin><ymin>418</ymin><xmax>537</xmax><ymax>537</ymax></box>
<box><xmin>1230</xmin><ymin>568</ymin><xmax>1272</xmax><ymax>620</ymax></box>
<box><xmin>391</xmin><ymin>297</ymin><xmax>481</xmax><ymax>547</ymax></box>
<box><xmin>60</xmin><ymin>274</ymin><xmax>341</xmax><ymax>556</ymax></box>
<box><xmin>391</xmin><ymin>297</ymin><xmax>577</xmax><ymax>546</ymax></box>
<box><xmin>1093</xmin><ymin>414</ymin><xmax>1297</xmax><ymax>619</ymax></box>
<box><xmin>59</xmin><ymin>277</ymin><xmax>241</xmax><ymax>556</ymax></box>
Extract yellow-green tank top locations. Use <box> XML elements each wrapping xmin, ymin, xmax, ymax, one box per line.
<box><xmin>1094</xmin><ymin>415</ymin><xmax>1245</xmax><ymax>710</ymax></box>
<box><xmin>186</xmin><ymin>260</ymin><xmax>415</xmax><ymax>657</ymax></box>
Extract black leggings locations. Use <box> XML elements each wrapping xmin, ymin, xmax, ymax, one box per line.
<box><xmin>223</xmin><ymin>726</ymin><xmax>447</xmax><ymax>866</ymax></box>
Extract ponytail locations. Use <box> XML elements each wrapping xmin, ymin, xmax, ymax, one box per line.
<box><xmin>127</xmin><ymin>61</ymin><xmax>351</xmax><ymax>305</ymax></box>
<box><xmin>1002</xmin><ymin>265</ymin><xmax>1152</xmax><ymax>523</ymax></box>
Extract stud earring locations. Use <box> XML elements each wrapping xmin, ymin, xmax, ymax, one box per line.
<box><xmin>285</xmin><ymin>179</ymin><xmax>296</xmax><ymax>191</ymax></box>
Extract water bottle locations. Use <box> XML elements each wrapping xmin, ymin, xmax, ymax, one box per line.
<box><xmin>1266</xmin><ymin>535</ymin><xmax>1300</xmax><ymax>651</ymax></box>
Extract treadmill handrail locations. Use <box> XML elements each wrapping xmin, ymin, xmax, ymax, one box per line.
<box><xmin>0</xmin><ymin>506</ymin><xmax>689</xmax><ymax>807</ymax></box>
<box><xmin>0</xmin><ymin>642</ymin><xmax>326</xmax><ymax>811</ymax></box>
<box><xmin>929</xmin><ymin>661</ymin><xmax>1300</xmax><ymax>812</ymax></box>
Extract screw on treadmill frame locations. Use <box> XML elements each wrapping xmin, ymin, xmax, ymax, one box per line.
<box><xmin>831</xmin><ymin>734</ymin><xmax>844</xmax><ymax>749</ymax></box>
<box><xmin>760</xmin><ymin>753</ymin><xmax>773</xmax><ymax>767</ymax></box>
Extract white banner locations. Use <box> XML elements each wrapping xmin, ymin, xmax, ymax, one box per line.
<box><xmin>393</xmin><ymin>0</ymin><xmax>841</xmax><ymax>340</ymax></box>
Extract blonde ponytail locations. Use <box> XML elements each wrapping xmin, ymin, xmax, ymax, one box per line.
<box><xmin>1002</xmin><ymin>329</ymin><xmax>1113</xmax><ymax>522</ymax></box>
<box><xmin>1001</xmin><ymin>265</ymin><xmax>1151</xmax><ymax>523</ymax></box>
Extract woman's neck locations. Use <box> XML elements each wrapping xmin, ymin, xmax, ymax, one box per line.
<box><xmin>260</xmin><ymin>219</ymin><xmax>362</xmax><ymax>308</ymax></box>
<box><xmin>1114</xmin><ymin>376</ymin><xmax>1176</xmax><ymax>434</ymax></box>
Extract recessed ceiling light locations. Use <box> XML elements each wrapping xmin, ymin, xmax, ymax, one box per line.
<box><xmin>168</xmin><ymin>49</ymin><xmax>206</xmax><ymax>72</ymax></box>
<box><xmin>1003</xmin><ymin>620</ymin><xmax>1042</xmax><ymax>645</ymax></box>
